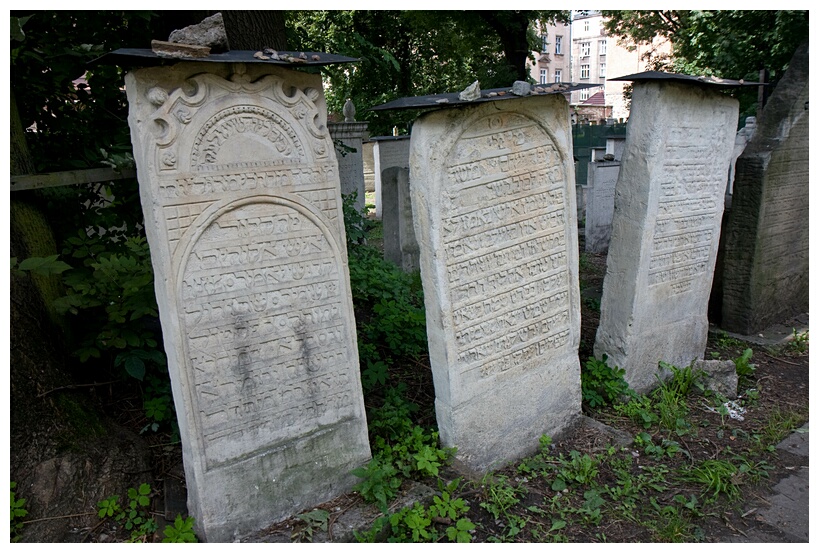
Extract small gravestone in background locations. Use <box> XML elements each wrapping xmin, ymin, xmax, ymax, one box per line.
<box><xmin>584</xmin><ymin>160</ymin><xmax>620</xmax><ymax>253</ymax></box>
<box><xmin>594</xmin><ymin>77</ymin><xmax>738</xmax><ymax>393</ymax></box>
<box><xmin>410</xmin><ymin>95</ymin><xmax>582</xmax><ymax>472</ymax></box>
<box><xmin>125</xmin><ymin>61</ymin><xmax>370</xmax><ymax>542</ymax></box>
<box><xmin>381</xmin><ymin>166</ymin><xmax>420</xmax><ymax>272</ymax></box>
<box><xmin>328</xmin><ymin>104</ymin><xmax>369</xmax><ymax>214</ymax></box>
<box><xmin>372</xmin><ymin>135</ymin><xmax>410</xmax><ymax>219</ymax></box>
<box><xmin>719</xmin><ymin>42</ymin><xmax>809</xmax><ymax>334</ymax></box>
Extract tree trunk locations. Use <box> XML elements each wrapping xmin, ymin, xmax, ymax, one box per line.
<box><xmin>221</xmin><ymin>11</ymin><xmax>288</xmax><ymax>50</ymax></box>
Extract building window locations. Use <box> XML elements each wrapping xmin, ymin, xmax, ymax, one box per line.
<box><xmin>554</xmin><ymin>36</ymin><xmax>563</xmax><ymax>55</ymax></box>
<box><xmin>600</xmin><ymin>40</ymin><xmax>607</xmax><ymax>55</ymax></box>
<box><xmin>599</xmin><ymin>63</ymin><xmax>606</xmax><ymax>78</ymax></box>
<box><xmin>584</xmin><ymin>20</ymin><xmax>589</xmax><ymax>32</ymax></box>
<box><xmin>580</xmin><ymin>42</ymin><xmax>590</xmax><ymax>57</ymax></box>
<box><xmin>541</xmin><ymin>34</ymin><xmax>548</xmax><ymax>53</ymax></box>
<box><xmin>580</xmin><ymin>89</ymin><xmax>590</xmax><ymax>101</ymax></box>
<box><xmin>540</xmin><ymin>68</ymin><xmax>548</xmax><ymax>84</ymax></box>
<box><xmin>554</xmin><ymin>69</ymin><xmax>562</xmax><ymax>83</ymax></box>
<box><xmin>580</xmin><ymin>64</ymin><xmax>590</xmax><ymax>79</ymax></box>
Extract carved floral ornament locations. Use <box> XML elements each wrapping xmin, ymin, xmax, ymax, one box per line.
<box><xmin>145</xmin><ymin>66</ymin><xmax>330</xmax><ymax>171</ymax></box>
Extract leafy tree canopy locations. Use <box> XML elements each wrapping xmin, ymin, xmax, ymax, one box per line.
<box><xmin>286</xmin><ymin>10</ymin><xmax>569</xmax><ymax>135</ymax></box>
<box><xmin>602</xmin><ymin>10</ymin><xmax>808</xmax><ymax>118</ymax></box>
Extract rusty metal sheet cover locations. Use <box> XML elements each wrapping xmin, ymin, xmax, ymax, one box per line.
<box><xmin>608</xmin><ymin>71</ymin><xmax>763</xmax><ymax>88</ymax></box>
<box><xmin>93</xmin><ymin>48</ymin><xmax>358</xmax><ymax>68</ymax></box>
<box><xmin>369</xmin><ymin>82</ymin><xmax>601</xmax><ymax>112</ymax></box>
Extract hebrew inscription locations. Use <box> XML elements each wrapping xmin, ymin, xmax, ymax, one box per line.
<box><xmin>443</xmin><ymin>113</ymin><xmax>571</xmax><ymax>380</ymax></box>
<box><xmin>647</xmin><ymin>123</ymin><xmax>732</xmax><ymax>295</ymax></box>
<box><xmin>182</xmin><ymin>201</ymin><xmax>357</xmax><ymax>468</ymax></box>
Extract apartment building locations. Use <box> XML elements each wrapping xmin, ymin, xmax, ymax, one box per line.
<box><xmin>527</xmin><ymin>19</ymin><xmax>571</xmax><ymax>88</ymax></box>
<box><xmin>529</xmin><ymin>11</ymin><xmax>671</xmax><ymax>122</ymax></box>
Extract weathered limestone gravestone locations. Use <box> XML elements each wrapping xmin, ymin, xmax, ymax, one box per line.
<box><xmin>372</xmin><ymin>135</ymin><xmax>410</xmax><ymax>219</ymax></box>
<box><xmin>584</xmin><ymin>160</ymin><xmax>620</xmax><ymax>253</ymax></box>
<box><xmin>125</xmin><ymin>61</ymin><xmax>371</xmax><ymax>541</ymax></box>
<box><xmin>381</xmin><ymin>166</ymin><xmax>420</xmax><ymax>272</ymax></box>
<box><xmin>594</xmin><ymin>78</ymin><xmax>738</xmax><ymax>393</ymax></box>
<box><xmin>720</xmin><ymin>42</ymin><xmax>809</xmax><ymax>334</ymax></box>
<box><xmin>410</xmin><ymin>95</ymin><xmax>582</xmax><ymax>472</ymax></box>
<box><xmin>328</xmin><ymin>114</ymin><xmax>369</xmax><ymax>214</ymax></box>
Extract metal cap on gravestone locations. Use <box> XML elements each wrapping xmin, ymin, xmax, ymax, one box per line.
<box><xmin>593</xmin><ymin>71</ymin><xmax>756</xmax><ymax>393</ymax></box>
<box><xmin>110</xmin><ymin>48</ymin><xmax>371</xmax><ymax>542</ymax></box>
<box><xmin>373</xmin><ymin>82</ymin><xmax>587</xmax><ymax>471</ymax></box>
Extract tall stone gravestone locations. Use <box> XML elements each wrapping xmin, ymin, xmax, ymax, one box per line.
<box><xmin>584</xmin><ymin>160</ymin><xmax>620</xmax><ymax>253</ymax></box>
<box><xmin>410</xmin><ymin>95</ymin><xmax>582</xmax><ymax>472</ymax></box>
<box><xmin>372</xmin><ymin>135</ymin><xmax>410</xmax><ymax>219</ymax></box>
<box><xmin>125</xmin><ymin>61</ymin><xmax>371</xmax><ymax>541</ymax></box>
<box><xmin>594</xmin><ymin>78</ymin><xmax>738</xmax><ymax>393</ymax></box>
<box><xmin>720</xmin><ymin>42</ymin><xmax>809</xmax><ymax>334</ymax></box>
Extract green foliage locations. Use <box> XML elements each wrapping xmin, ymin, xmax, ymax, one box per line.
<box><xmin>679</xmin><ymin>460</ymin><xmax>740</xmax><ymax>502</ymax></box>
<box><xmin>734</xmin><ymin>348</ymin><xmax>756</xmax><ymax>385</ymax></box>
<box><xmin>480</xmin><ymin>474</ymin><xmax>524</xmax><ymax>520</ymax></box>
<box><xmin>162</xmin><ymin>514</ymin><xmax>198</xmax><ymax>543</ymax></box>
<box><xmin>365</xmin><ymin>480</ymin><xmax>475</xmax><ymax>543</ymax></box>
<box><xmin>98</xmin><ymin>483</ymin><xmax>159</xmax><ymax>542</ymax></box>
<box><xmin>354</xmin><ymin>386</ymin><xmax>454</xmax><ymax>511</ymax></box>
<box><xmin>10</xmin><ymin>482</ymin><xmax>28</xmax><ymax>542</ymax></box>
<box><xmin>291</xmin><ymin>510</ymin><xmax>329</xmax><ymax>543</ymax></box>
<box><xmin>287</xmin><ymin>10</ymin><xmax>568</xmax><ymax>136</ymax></box>
<box><xmin>786</xmin><ymin>329</ymin><xmax>809</xmax><ymax>355</ymax></box>
<box><xmin>581</xmin><ymin>355</ymin><xmax>632</xmax><ymax>408</ymax></box>
<box><xmin>601</xmin><ymin>10</ymin><xmax>808</xmax><ymax>116</ymax></box>
<box><xmin>634</xmin><ymin>432</ymin><xmax>683</xmax><ymax>460</ymax></box>
<box><xmin>11</xmin><ymin>255</ymin><xmax>72</xmax><ymax>278</ymax></box>
<box><xmin>352</xmin><ymin>457</ymin><xmax>403</xmax><ymax>512</ymax></box>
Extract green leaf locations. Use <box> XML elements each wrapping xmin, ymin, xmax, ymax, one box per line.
<box><xmin>124</xmin><ymin>356</ymin><xmax>146</xmax><ymax>381</ymax></box>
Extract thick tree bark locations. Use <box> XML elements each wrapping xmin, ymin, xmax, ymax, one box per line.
<box><xmin>479</xmin><ymin>11</ymin><xmax>532</xmax><ymax>82</ymax></box>
<box><xmin>221</xmin><ymin>11</ymin><xmax>288</xmax><ymax>51</ymax></box>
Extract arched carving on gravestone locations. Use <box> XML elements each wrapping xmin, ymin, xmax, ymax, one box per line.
<box><xmin>439</xmin><ymin>110</ymin><xmax>575</xmax><ymax>382</ymax></box>
<box><xmin>174</xmin><ymin>194</ymin><xmax>356</xmax><ymax>471</ymax></box>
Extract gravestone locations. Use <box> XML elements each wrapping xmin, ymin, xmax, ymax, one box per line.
<box><xmin>362</xmin><ymin>141</ymin><xmax>375</xmax><ymax>194</ymax></box>
<box><xmin>381</xmin><ymin>166</ymin><xmax>420</xmax><ymax>272</ymax></box>
<box><xmin>410</xmin><ymin>95</ymin><xmax>582</xmax><ymax>472</ymax></box>
<box><xmin>125</xmin><ymin>61</ymin><xmax>371</xmax><ymax>542</ymax></box>
<box><xmin>726</xmin><ymin>116</ymin><xmax>757</xmax><ymax>199</ymax></box>
<box><xmin>372</xmin><ymin>135</ymin><xmax>410</xmax><ymax>219</ymax></box>
<box><xmin>328</xmin><ymin>118</ymin><xmax>369</xmax><ymax>214</ymax></box>
<box><xmin>720</xmin><ymin>42</ymin><xmax>809</xmax><ymax>334</ymax></box>
<box><xmin>584</xmin><ymin>160</ymin><xmax>620</xmax><ymax>253</ymax></box>
<box><xmin>594</xmin><ymin>79</ymin><xmax>738</xmax><ymax>393</ymax></box>
<box><xmin>605</xmin><ymin>135</ymin><xmax>626</xmax><ymax>161</ymax></box>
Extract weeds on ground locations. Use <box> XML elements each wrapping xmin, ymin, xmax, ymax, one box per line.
<box><xmin>97</xmin><ymin>483</ymin><xmax>196</xmax><ymax>543</ymax></box>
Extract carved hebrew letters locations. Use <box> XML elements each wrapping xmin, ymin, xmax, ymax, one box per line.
<box><xmin>442</xmin><ymin>113</ymin><xmax>571</xmax><ymax>379</ymax></box>
<box><xmin>647</xmin><ymin>121</ymin><xmax>732</xmax><ymax>295</ymax></box>
<box><xmin>181</xmin><ymin>201</ymin><xmax>354</xmax><ymax>469</ymax></box>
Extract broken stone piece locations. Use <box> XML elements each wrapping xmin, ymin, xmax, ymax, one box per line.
<box><xmin>511</xmin><ymin>81</ymin><xmax>531</xmax><ymax>96</ymax></box>
<box><xmin>253</xmin><ymin>51</ymin><xmax>270</xmax><ymax>60</ymax></box>
<box><xmin>311</xmin><ymin>54</ymin><xmax>321</xmax><ymax>61</ymax></box>
<box><xmin>151</xmin><ymin>40</ymin><xmax>211</xmax><ymax>59</ymax></box>
<box><xmin>436</xmin><ymin>98</ymin><xmax>450</xmax><ymax>103</ymax></box>
<box><xmin>458</xmin><ymin>80</ymin><xmax>481</xmax><ymax>101</ymax></box>
<box><xmin>167</xmin><ymin>12</ymin><xmax>228</xmax><ymax>51</ymax></box>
